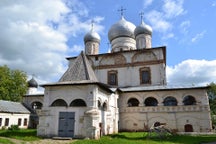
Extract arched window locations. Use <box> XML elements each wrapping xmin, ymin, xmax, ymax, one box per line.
<box><xmin>128</xmin><ymin>98</ymin><xmax>139</xmax><ymax>107</ymax></box>
<box><xmin>163</xmin><ymin>96</ymin><xmax>177</xmax><ymax>106</ymax></box>
<box><xmin>70</xmin><ymin>99</ymin><xmax>87</xmax><ymax>107</ymax></box>
<box><xmin>183</xmin><ymin>95</ymin><xmax>196</xmax><ymax>105</ymax></box>
<box><xmin>51</xmin><ymin>99</ymin><xmax>67</xmax><ymax>107</ymax></box>
<box><xmin>144</xmin><ymin>97</ymin><xmax>158</xmax><ymax>106</ymax></box>
<box><xmin>102</xmin><ymin>102</ymin><xmax>107</xmax><ymax>111</ymax></box>
<box><xmin>31</xmin><ymin>101</ymin><xmax>43</xmax><ymax>109</ymax></box>
<box><xmin>98</xmin><ymin>100</ymin><xmax>101</xmax><ymax>109</ymax></box>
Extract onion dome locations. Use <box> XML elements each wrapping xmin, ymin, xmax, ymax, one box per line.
<box><xmin>108</xmin><ymin>17</ymin><xmax>136</xmax><ymax>42</ymax></box>
<box><xmin>134</xmin><ymin>21</ymin><xmax>152</xmax><ymax>37</ymax></box>
<box><xmin>28</xmin><ymin>77</ymin><xmax>38</xmax><ymax>88</ymax></box>
<box><xmin>84</xmin><ymin>30</ymin><xmax>101</xmax><ymax>44</ymax></box>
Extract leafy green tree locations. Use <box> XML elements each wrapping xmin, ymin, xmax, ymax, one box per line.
<box><xmin>0</xmin><ymin>65</ymin><xmax>28</xmax><ymax>102</ymax></box>
<box><xmin>207</xmin><ymin>82</ymin><xmax>216</xmax><ymax>127</ymax></box>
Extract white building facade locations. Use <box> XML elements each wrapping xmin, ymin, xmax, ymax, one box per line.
<box><xmin>0</xmin><ymin>100</ymin><xmax>30</xmax><ymax>129</ymax></box>
<box><xmin>37</xmin><ymin>14</ymin><xmax>212</xmax><ymax>138</ymax></box>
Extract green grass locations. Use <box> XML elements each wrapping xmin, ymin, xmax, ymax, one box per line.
<box><xmin>0</xmin><ymin>130</ymin><xmax>216</xmax><ymax>144</ymax></box>
<box><xmin>73</xmin><ymin>132</ymin><xmax>216</xmax><ymax>144</ymax></box>
<box><xmin>0</xmin><ymin>138</ymin><xmax>14</xmax><ymax>144</ymax></box>
<box><xmin>0</xmin><ymin>129</ymin><xmax>40</xmax><ymax>141</ymax></box>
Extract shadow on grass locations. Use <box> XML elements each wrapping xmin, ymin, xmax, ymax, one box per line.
<box><xmin>108</xmin><ymin>132</ymin><xmax>216</xmax><ymax>144</ymax></box>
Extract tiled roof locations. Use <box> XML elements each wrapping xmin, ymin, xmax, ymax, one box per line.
<box><xmin>0</xmin><ymin>100</ymin><xmax>30</xmax><ymax>114</ymax></box>
<box><xmin>59</xmin><ymin>51</ymin><xmax>98</xmax><ymax>82</ymax></box>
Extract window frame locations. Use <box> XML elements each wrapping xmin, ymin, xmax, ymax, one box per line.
<box><xmin>107</xmin><ymin>70</ymin><xmax>118</xmax><ymax>86</ymax></box>
<box><xmin>139</xmin><ymin>67</ymin><xmax>151</xmax><ymax>84</ymax></box>
<box><xmin>5</xmin><ymin>118</ymin><xmax>9</xmax><ymax>126</ymax></box>
<box><xmin>24</xmin><ymin>118</ymin><xmax>28</xmax><ymax>126</ymax></box>
<box><xmin>18</xmin><ymin>118</ymin><xmax>22</xmax><ymax>126</ymax></box>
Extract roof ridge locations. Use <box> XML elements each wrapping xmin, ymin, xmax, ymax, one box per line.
<box><xmin>59</xmin><ymin>51</ymin><xmax>98</xmax><ymax>82</ymax></box>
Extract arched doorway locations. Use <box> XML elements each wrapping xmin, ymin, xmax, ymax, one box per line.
<box><xmin>184</xmin><ymin>124</ymin><xmax>193</xmax><ymax>132</ymax></box>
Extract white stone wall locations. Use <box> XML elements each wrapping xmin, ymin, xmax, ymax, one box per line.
<box><xmin>111</xmin><ymin>37</ymin><xmax>136</xmax><ymax>52</ymax></box>
<box><xmin>0</xmin><ymin>113</ymin><xmax>30</xmax><ymax>129</ymax></box>
<box><xmin>38</xmin><ymin>84</ymin><xmax>118</xmax><ymax>138</ymax></box>
<box><xmin>118</xmin><ymin>88</ymin><xmax>212</xmax><ymax>132</ymax></box>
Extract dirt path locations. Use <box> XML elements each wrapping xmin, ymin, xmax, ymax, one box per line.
<box><xmin>0</xmin><ymin>137</ymin><xmax>76</xmax><ymax>144</ymax></box>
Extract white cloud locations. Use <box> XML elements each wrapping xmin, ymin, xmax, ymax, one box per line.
<box><xmin>162</xmin><ymin>33</ymin><xmax>174</xmax><ymax>40</ymax></box>
<box><xmin>179</xmin><ymin>20</ymin><xmax>190</xmax><ymax>34</ymax></box>
<box><xmin>145</xmin><ymin>0</ymin><xmax>186</xmax><ymax>40</ymax></box>
<box><xmin>70</xmin><ymin>45</ymin><xmax>84</xmax><ymax>53</ymax></box>
<box><xmin>0</xmin><ymin>0</ymin><xmax>104</xmax><ymax>85</ymax></box>
<box><xmin>146</xmin><ymin>10</ymin><xmax>172</xmax><ymax>33</ymax></box>
<box><xmin>191</xmin><ymin>31</ymin><xmax>206</xmax><ymax>43</ymax></box>
<box><xmin>143</xmin><ymin>0</ymin><xmax>154</xmax><ymax>8</ymax></box>
<box><xmin>167</xmin><ymin>59</ymin><xmax>216</xmax><ymax>86</ymax></box>
<box><xmin>163</xmin><ymin>0</ymin><xmax>185</xmax><ymax>18</ymax></box>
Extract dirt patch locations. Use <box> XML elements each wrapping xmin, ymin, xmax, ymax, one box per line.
<box><xmin>0</xmin><ymin>137</ymin><xmax>76</xmax><ymax>144</ymax></box>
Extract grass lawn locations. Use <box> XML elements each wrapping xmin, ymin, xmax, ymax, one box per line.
<box><xmin>0</xmin><ymin>138</ymin><xmax>14</xmax><ymax>144</ymax></box>
<box><xmin>0</xmin><ymin>129</ymin><xmax>216</xmax><ymax>144</ymax></box>
<box><xmin>73</xmin><ymin>132</ymin><xmax>216</xmax><ymax>144</ymax></box>
<box><xmin>0</xmin><ymin>129</ymin><xmax>40</xmax><ymax>141</ymax></box>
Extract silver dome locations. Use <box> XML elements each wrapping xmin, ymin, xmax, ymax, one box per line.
<box><xmin>108</xmin><ymin>17</ymin><xmax>136</xmax><ymax>42</ymax></box>
<box><xmin>28</xmin><ymin>78</ymin><xmax>38</xmax><ymax>88</ymax></box>
<box><xmin>84</xmin><ymin>30</ymin><xmax>101</xmax><ymax>43</ymax></box>
<box><xmin>134</xmin><ymin>21</ymin><xmax>152</xmax><ymax>36</ymax></box>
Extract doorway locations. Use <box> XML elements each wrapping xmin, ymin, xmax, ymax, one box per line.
<box><xmin>58</xmin><ymin>112</ymin><xmax>75</xmax><ymax>137</ymax></box>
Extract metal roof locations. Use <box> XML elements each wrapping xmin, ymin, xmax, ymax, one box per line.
<box><xmin>119</xmin><ymin>85</ymin><xmax>209</xmax><ymax>92</ymax></box>
<box><xmin>0</xmin><ymin>100</ymin><xmax>30</xmax><ymax>114</ymax></box>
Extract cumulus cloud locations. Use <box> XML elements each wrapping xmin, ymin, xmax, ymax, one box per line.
<box><xmin>0</xmin><ymin>0</ymin><xmax>104</xmax><ymax>86</ymax></box>
<box><xmin>146</xmin><ymin>10</ymin><xmax>172</xmax><ymax>33</ymax></box>
<box><xmin>167</xmin><ymin>59</ymin><xmax>216</xmax><ymax>86</ymax></box>
<box><xmin>163</xmin><ymin>0</ymin><xmax>185</xmax><ymax>18</ymax></box>
<box><xmin>145</xmin><ymin>0</ymin><xmax>186</xmax><ymax>40</ymax></box>
<box><xmin>191</xmin><ymin>31</ymin><xmax>206</xmax><ymax>43</ymax></box>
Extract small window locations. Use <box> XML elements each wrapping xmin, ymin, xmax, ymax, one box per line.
<box><xmin>183</xmin><ymin>95</ymin><xmax>196</xmax><ymax>105</ymax></box>
<box><xmin>70</xmin><ymin>99</ymin><xmax>87</xmax><ymax>107</ymax></box>
<box><xmin>98</xmin><ymin>100</ymin><xmax>101</xmax><ymax>109</ymax></box>
<box><xmin>102</xmin><ymin>102</ymin><xmax>107</xmax><ymax>111</ymax></box>
<box><xmin>108</xmin><ymin>70</ymin><xmax>118</xmax><ymax>86</ymax></box>
<box><xmin>164</xmin><ymin>96</ymin><xmax>177</xmax><ymax>106</ymax></box>
<box><xmin>18</xmin><ymin>118</ymin><xmax>22</xmax><ymax>126</ymax></box>
<box><xmin>140</xmin><ymin>67</ymin><xmax>151</xmax><ymax>84</ymax></box>
<box><xmin>145</xmin><ymin>97</ymin><xmax>158</xmax><ymax>106</ymax></box>
<box><xmin>0</xmin><ymin>118</ymin><xmax>2</xmax><ymax>126</ymax></box>
<box><xmin>31</xmin><ymin>101</ymin><xmax>43</xmax><ymax>109</ymax></box>
<box><xmin>24</xmin><ymin>118</ymin><xmax>28</xmax><ymax>126</ymax></box>
<box><xmin>128</xmin><ymin>98</ymin><xmax>139</xmax><ymax>107</ymax></box>
<box><xmin>5</xmin><ymin>118</ymin><xmax>9</xmax><ymax>126</ymax></box>
<box><xmin>51</xmin><ymin>99</ymin><xmax>67</xmax><ymax>107</ymax></box>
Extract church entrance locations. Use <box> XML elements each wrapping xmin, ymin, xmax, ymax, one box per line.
<box><xmin>184</xmin><ymin>124</ymin><xmax>193</xmax><ymax>132</ymax></box>
<box><xmin>58</xmin><ymin>112</ymin><xmax>75</xmax><ymax>137</ymax></box>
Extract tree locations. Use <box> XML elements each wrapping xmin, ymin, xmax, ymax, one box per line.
<box><xmin>207</xmin><ymin>82</ymin><xmax>216</xmax><ymax>127</ymax></box>
<box><xmin>0</xmin><ymin>65</ymin><xmax>28</xmax><ymax>102</ymax></box>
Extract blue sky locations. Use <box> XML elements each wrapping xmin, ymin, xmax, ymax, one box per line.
<box><xmin>0</xmin><ymin>0</ymin><xmax>216</xmax><ymax>91</ymax></box>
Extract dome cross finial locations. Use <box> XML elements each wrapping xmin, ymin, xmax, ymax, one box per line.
<box><xmin>91</xmin><ymin>19</ymin><xmax>94</xmax><ymax>31</ymax></box>
<box><xmin>139</xmin><ymin>11</ymin><xmax>144</xmax><ymax>24</ymax></box>
<box><xmin>118</xmin><ymin>6</ymin><xmax>126</xmax><ymax>18</ymax></box>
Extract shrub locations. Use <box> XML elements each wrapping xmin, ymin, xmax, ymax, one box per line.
<box><xmin>8</xmin><ymin>125</ymin><xmax>20</xmax><ymax>131</ymax></box>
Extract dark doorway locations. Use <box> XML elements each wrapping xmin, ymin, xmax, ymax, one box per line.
<box><xmin>184</xmin><ymin>124</ymin><xmax>193</xmax><ymax>132</ymax></box>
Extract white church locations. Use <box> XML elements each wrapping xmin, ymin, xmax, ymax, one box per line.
<box><xmin>35</xmin><ymin>11</ymin><xmax>212</xmax><ymax>139</ymax></box>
